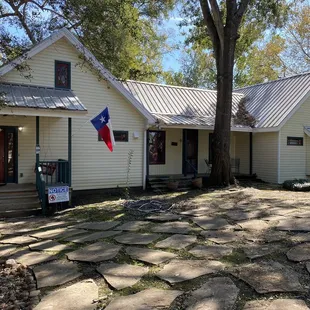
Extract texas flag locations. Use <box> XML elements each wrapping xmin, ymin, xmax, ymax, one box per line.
<box><xmin>91</xmin><ymin>107</ymin><xmax>115</xmax><ymax>152</ymax></box>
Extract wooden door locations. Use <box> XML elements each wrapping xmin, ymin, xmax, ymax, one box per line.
<box><xmin>183</xmin><ymin>129</ymin><xmax>198</xmax><ymax>175</ymax></box>
<box><xmin>0</xmin><ymin>130</ymin><xmax>4</xmax><ymax>183</ymax></box>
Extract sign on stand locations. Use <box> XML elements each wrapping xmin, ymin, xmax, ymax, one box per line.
<box><xmin>48</xmin><ymin>186</ymin><xmax>69</xmax><ymax>204</ymax></box>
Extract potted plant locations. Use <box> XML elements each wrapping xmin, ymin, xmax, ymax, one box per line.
<box><xmin>192</xmin><ymin>176</ymin><xmax>203</xmax><ymax>189</ymax></box>
<box><xmin>167</xmin><ymin>178</ymin><xmax>179</xmax><ymax>191</ymax></box>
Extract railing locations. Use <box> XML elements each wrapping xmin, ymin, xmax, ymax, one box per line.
<box><xmin>39</xmin><ymin>160</ymin><xmax>69</xmax><ymax>186</ymax></box>
<box><xmin>184</xmin><ymin>160</ymin><xmax>198</xmax><ymax>178</ymax></box>
<box><xmin>36</xmin><ymin>163</ymin><xmax>47</xmax><ymax>215</ymax></box>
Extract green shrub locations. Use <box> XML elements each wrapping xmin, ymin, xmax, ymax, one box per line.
<box><xmin>283</xmin><ymin>179</ymin><xmax>310</xmax><ymax>191</ymax></box>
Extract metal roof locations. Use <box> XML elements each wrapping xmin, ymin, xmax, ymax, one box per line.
<box><xmin>235</xmin><ymin>72</ymin><xmax>310</xmax><ymax>128</ymax></box>
<box><xmin>122</xmin><ymin>80</ymin><xmax>244</xmax><ymax>120</ymax></box>
<box><xmin>0</xmin><ymin>83</ymin><xmax>87</xmax><ymax>111</ymax></box>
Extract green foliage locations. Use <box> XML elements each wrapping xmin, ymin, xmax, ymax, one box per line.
<box><xmin>233</xmin><ymin>98</ymin><xmax>256</xmax><ymax>127</ymax></box>
<box><xmin>283</xmin><ymin>179</ymin><xmax>310</xmax><ymax>192</ymax></box>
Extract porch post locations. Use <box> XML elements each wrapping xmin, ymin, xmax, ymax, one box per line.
<box><xmin>36</xmin><ymin>116</ymin><xmax>40</xmax><ymax>168</ymax></box>
<box><xmin>145</xmin><ymin>129</ymin><xmax>149</xmax><ymax>189</ymax></box>
<box><xmin>249</xmin><ymin>132</ymin><xmax>253</xmax><ymax>175</ymax></box>
<box><xmin>68</xmin><ymin>118</ymin><xmax>72</xmax><ymax>187</ymax></box>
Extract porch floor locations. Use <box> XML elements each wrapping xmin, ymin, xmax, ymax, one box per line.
<box><xmin>0</xmin><ymin>183</ymin><xmax>36</xmax><ymax>193</ymax></box>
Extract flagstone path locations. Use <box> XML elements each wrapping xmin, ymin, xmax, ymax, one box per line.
<box><xmin>1</xmin><ymin>187</ymin><xmax>310</xmax><ymax>309</ymax></box>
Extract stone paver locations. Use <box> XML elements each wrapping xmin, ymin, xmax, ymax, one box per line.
<box><xmin>105</xmin><ymin>288</ymin><xmax>183</xmax><ymax>310</ymax></box>
<box><xmin>277</xmin><ymin>218</ymin><xmax>310</xmax><ymax>231</ymax></box>
<box><xmin>287</xmin><ymin>243</ymin><xmax>310</xmax><ymax>262</ymax></box>
<box><xmin>29</xmin><ymin>240</ymin><xmax>71</xmax><ymax>252</ymax></box>
<box><xmin>178</xmin><ymin>206</ymin><xmax>214</xmax><ymax>217</ymax></box>
<box><xmin>186</xmin><ymin>277</ymin><xmax>239</xmax><ymax>310</ymax></box>
<box><xmin>243</xmin><ymin>243</ymin><xmax>284</xmax><ymax>259</ymax></box>
<box><xmin>114</xmin><ymin>233</ymin><xmax>161</xmax><ymax>245</ymax></box>
<box><xmin>201</xmin><ymin>230</ymin><xmax>245</xmax><ymax>244</ymax></box>
<box><xmin>230</xmin><ymin>261</ymin><xmax>303</xmax><ymax>293</ymax></box>
<box><xmin>126</xmin><ymin>247</ymin><xmax>177</xmax><ymax>265</ymax></box>
<box><xmin>64</xmin><ymin>231</ymin><xmax>122</xmax><ymax>243</ymax></box>
<box><xmin>237</xmin><ymin>219</ymin><xmax>270</xmax><ymax>231</ymax></box>
<box><xmin>243</xmin><ymin>299</ymin><xmax>310</xmax><ymax>310</ymax></box>
<box><xmin>67</xmin><ymin>242</ymin><xmax>121</xmax><ymax>263</ymax></box>
<box><xmin>32</xmin><ymin>261</ymin><xmax>82</xmax><ymax>288</ymax></box>
<box><xmin>151</xmin><ymin>222</ymin><xmax>197</xmax><ymax>234</ymax></box>
<box><xmin>114</xmin><ymin>221</ymin><xmax>150</xmax><ymax>231</ymax></box>
<box><xmin>146</xmin><ymin>213</ymin><xmax>181</xmax><ymax>222</ymax></box>
<box><xmin>157</xmin><ymin>259</ymin><xmax>224</xmax><ymax>283</ymax></box>
<box><xmin>192</xmin><ymin>216</ymin><xmax>230</xmax><ymax>230</ymax></box>
<box><xmin>11</xmin><ymin>250</ymin><xmax>56</xmax><ymax>266</ymax></box>
<box><xmin>306</xmin><ymin>263</ymin><xmax>310</xmax><ymax>274</ymax></box>
<box><xmin>97</xmin><ymin>262</ymin><xmax>148</xmax><ymax>290</ymax></box>
<box><xmin>30</xmin><ymin>228</ymin><xmax>86</xmax><ymax>240</ymax></box>
<box><xmin>290</xmin><ymin>233</ymin><xmax>310</xmax><ymax>243</ymax></box>
<box><xmin>34</xmin><ymin>279</ymin><xmax>98</xmax><ymax>310</ymax></box>
<box><xmin>226</xmin><ymin>210</ymin><xmax>265</xmax><ymax>221</ymax></box>
<box><xmin>0</xmin><ymin>235</ymin><xmax>38</xmax><ymax>245</ymax></box>
<box><xmin>0</xmin><ymin>244</ymin><xmax>17</xmax><ymax>258</ymax></box>
<box><xmin>189</xmin><ymin>244</ymin><xmax>233</xmax><ymax>259</ymax></box>
<box><xmin>72</xmin><ymin>221</ymin><xmax>121</xmax><ymax>231</ymax></box>
<box><xmin>154</xmin><ymin>234</ymin><xmax>197</xmax><ymax>250</ymax></box>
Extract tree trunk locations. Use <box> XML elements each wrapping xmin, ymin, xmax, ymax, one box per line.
<box><xmin>209</xmin><ymin>31</ymin><xmax>236</xmax><ymax>186</ymax></box>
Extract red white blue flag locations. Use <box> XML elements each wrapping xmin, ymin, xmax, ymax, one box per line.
<box><xmin>91</xmin><ymin>107</ymin><xmax>115</xmax><ymax>152</ymax></box>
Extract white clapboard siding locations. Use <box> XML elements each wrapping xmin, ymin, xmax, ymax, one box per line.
<box><xmin>252</xmin><ymin>132</ymin><xmax>278</xmax><ymax>183</ymax></box>
<box><xmin>3</xmin><ymin>38</ymin><xmax>145</xmax><ymax>190</ymax></box>
<box><xmin>279</xmin><ymin>96</ymin><xmax>310</xmax><ymax>182</ymax></box>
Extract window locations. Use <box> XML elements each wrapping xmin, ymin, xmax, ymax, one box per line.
<box><xmin>149</xmin><ymin>130</ymin><xmax>166</xmax><ymax>165</ymax></box>
<box><xmin>55</xmin><ymin>61</ymin><xmax>71</xmax><ymax>89</ymax></box>
<box><xmin>287</xmin><ymin>137</ymin><xmax>303</xmax><ymax>146</ymax></box>
<box><xmin>98</xmin><ymin>131</ymin><xmax>129</xmax><ymax>142</ymax></box>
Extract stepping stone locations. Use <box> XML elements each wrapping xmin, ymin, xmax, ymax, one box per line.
<box><xmin>192</xmin><ymin>216</ymin><xmax>230</xmax><ymax>230</ymax></box>
<box><xmin>64</xmin><ymin>231</ymin><xmax>122</xmax><ymax>243</ymax></box>
<box><xmin>72</xmin><ymin>221</ymin><xmax>121</xmax><ymax>231</ymax></box>
<box><xmin>97</xmin><ymin>262</ymin><xmax>148</xmax><ymax>290</ymax></box>
<box><xmin>201</xmin><ymin>230</ymin><xmax>245</xmax><ymax>244</ymax></box>
<box><xmin>178</xmin><ymin>207</ymin><xmax>213</xmax><ymax>217</ymax></box>
<box><xmin>32</xmin><ymin>261</ymin><xmax>82</xmax><ymax>288</ymax></box>
<box><xmin>105</xmin><ymin>288</ymin><xmax>183</xmax><ymax>310</ymax></box>
<box><xmin>243</xmin><ymin>243</ymin><xmax>283</xmax><ymax>259</ymax></box>
<box><xmin>115</xmin><ymin>233</ymin><xmax>161</xmax><ymax>245</ymax></box>
<box><xmin>114</xmin><ymin>221</ymin><xmax>150</xmax><ymax>231</ymax></box>
<box><xmin>146</xmin><ymin>213</ymin><xmax>181</xmax><ymax>222</ymax></box>
<box><xmin>126</xmin><ymin>247</ymin><xmax>177</xmax><ymax>265</ymax></box>
<box><xmin>186</xmin><ymin>277</ymin><xmax>239</xmax><ymax>310</ymax></box>
<box><xmin>11</xmin><ymin>250</ymin><xmax>56</xmax><ymax>266</ymax></box>
<box><xmin>0</xmin><ymin>235</ymin><xmax>37</xmax><ymax>245</ymax></box>
<box><xmin>0</xmin><ymin>244</ymin><xmax>17</xmax><ymax>258</ymax></box>
<box><xmin>67</xmin><ymin>242</ymin><xmax>121</xmax><ymax>263</ymax></box>
<box><xmin>226</xmin><ymin>210</ymin><xmax>265</xmax><ymax>221</ymax></box>
<box><xmin>230</xmin><ymin>261</ymin><xmax>303</xmax><ymax>293</ymax></box>
<box><xmin>306</xmin><ymin>263</ymin><xmax>310</xmax><ymax>274</ymax></box>
<box><xmin>34</xmin><ymin>279</ymin><xmax>98</xmax><ymax>310</ymax></box>
<box><xmin>290</xmin><ymin>233</ymin><xmax>310</xmax><ymax>243</ymax></box>
<box><xmin>277</xmin><ymin>218</ymin><xmax>310</xmax><ymax>231</ymax></box>
<box><xmin>243</xmin><ymin>299</ymin><xmax>310</xmax><ymax>310</ymax></box>
<box><xmin>151</xmin><ymin>222</ymin><xmax>197</xmax><ymax>234</ymax></box>
<box><xmin>154</xmin><ymin>234</ymin><xmax>197</xmax><ymax>250</ymax></box>
<box><xmin>189</xmin><ymin>244</ymin><xmax>233</xmax><ymax>259</ymax></box>
<box><xmin>287</xmin><ymin>243</ymin><xmax>310</xmax><ymax>262</ymax></box>
<box><xmin>237</xmin><ymin>219</ymin><xmax>270</xmax><ymax>231</ymax></box>
<box><xmin>30</xmin><ymin>228</ymin><xmax>86</xmax><ymax>240</ymax></box>
<box><xmin>29</xmin><ymin>240</ymin><xmax>71</xmax><ymax>252</ymax></box>
<box><xmin>157</xmin><ymin>259</ymin><xmax>224</xmax><ymax>283</ymax></box>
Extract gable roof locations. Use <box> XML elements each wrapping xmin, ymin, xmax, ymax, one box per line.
<box><xmin>0</xmin><ymin>28</ymin><xmax>155</xmax><ymax>123</ymax></box>
<box><xmin>235</xmin><ymin>72</ymin><xmax>310</xmax><ymax>129</ymax></box>
<box><xmin>122</xmin><ymin>80</ymin><xmax>246</xmax><ymax>130</ymax></box>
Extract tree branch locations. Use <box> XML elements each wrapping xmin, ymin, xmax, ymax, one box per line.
<box><xmin>208</xmin><ymin>0</ymin><xmax>224</xmax><ymax>51</ymax></box>
<box><xmin>234</xmin><ymin>0</ymin><xmax>250</xmax><ymax>28</ymax></box>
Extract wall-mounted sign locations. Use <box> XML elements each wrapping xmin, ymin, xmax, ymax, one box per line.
<box><xmin>48</xmin><ymin>186</ymin><xmax>69</xmax><ymax>204</ymax></box>
<box><xmin>35</xmin><ymin>145</ymin><xmax>41</xmax><ymax>154</ymax></box>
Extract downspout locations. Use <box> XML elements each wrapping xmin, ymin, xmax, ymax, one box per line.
<box><xmin>249</xmin><ymin>132</ymin><xmax>253</xmax><ymax>175</ymax></box>
<box><xmin>277</xmin><ymin>130</ymin><xmax>281</xmax><ymax>184</ymax></box>
<box><xmin>143</xmin><ymin>122</ymin><xmax>149</xmax><ymax>190</ymax></box>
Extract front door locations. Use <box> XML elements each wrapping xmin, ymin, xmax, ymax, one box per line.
<box><xmin>183</xmin><ymin>129</ymin><xmax>198</xmax><ymax>175</ymax></box>
<box><xmin>0</xmin><ymin>127</ymin><xmax>18</xmax><ymax>184</ymax></box>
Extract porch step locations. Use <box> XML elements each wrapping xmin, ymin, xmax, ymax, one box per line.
<box><xmin>148</xmin><ymin>176</ymin><xmax>194</xmax><ymax>192</ymax></box>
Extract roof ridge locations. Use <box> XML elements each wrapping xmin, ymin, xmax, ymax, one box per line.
<box><xmin>235</xmin><ymin>71</ymin><xmax>310</xmax><ymax>91</ymax></box>
<box><xmin>125</xmin><ymin>79</ymin><xmax>244</xmax><ymax>95</ymax></box>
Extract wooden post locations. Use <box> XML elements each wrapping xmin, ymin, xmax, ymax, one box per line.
<box><xmin>249</xmin><ymin>132</ymin><xmax>253</xmax><ymax>176</ymax></box>
<box><xmin>36</xmin><ymin>116</ymin><xmax>40</xmax><ymax>168</ymax></box>
<box><xmin>68</xmin><ymin>118</ymin><xmax>72</xmax><ymax>187</ymax></box>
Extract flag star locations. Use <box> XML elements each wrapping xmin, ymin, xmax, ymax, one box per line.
<box><xmin>100</xmin><ymin>115</ymin><xmax>106</xmax><ymax>123</ymax></box>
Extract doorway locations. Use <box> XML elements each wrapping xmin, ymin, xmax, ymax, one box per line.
<box><xmin>183</xmin><ymin>129</ymin><xmax>198</xmax><ymax>175</ymax></box>
<box><xmin>0</xmin><ymin>127</ymin><xmax>18</xmax><ymax>184</ymax></box>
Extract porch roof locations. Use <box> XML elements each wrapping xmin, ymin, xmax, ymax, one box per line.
<box><xmin>0</xmin><ymin>83</ymin><xmax>87</xmax><ymax>112</ymax></box>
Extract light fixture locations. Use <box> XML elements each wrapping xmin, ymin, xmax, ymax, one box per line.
<box><xmin>18</xmin><ymin>126</ymin><xmax>24</xmax><ymax>132</ymax></box>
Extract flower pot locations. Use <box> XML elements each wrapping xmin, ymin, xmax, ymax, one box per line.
<box><xmin>167</xmin><ymin>181</ymin><xmax>179</xmax><ymax>191</ymax></box>
<box><xmin>192</xmin><ymin>177</ymin><xmax>202</xmax><ymax>189</ymax></box>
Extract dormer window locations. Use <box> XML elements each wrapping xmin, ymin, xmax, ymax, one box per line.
<box><xmin>55</xmin><ymin>61</ymin><xmax>71</xmax><ymax>89</ymax></box>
